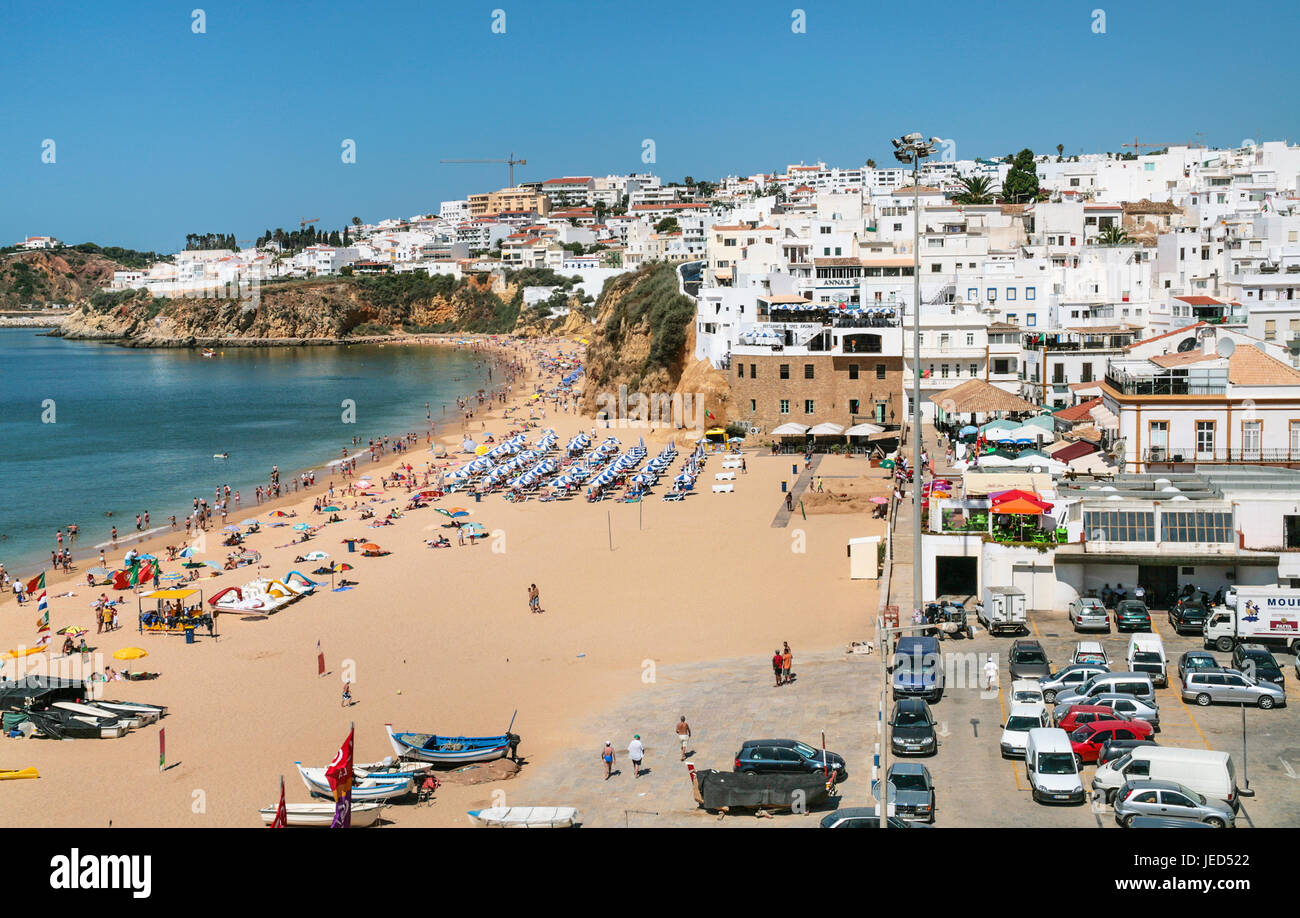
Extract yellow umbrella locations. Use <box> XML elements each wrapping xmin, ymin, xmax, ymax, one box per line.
<box><xmin>475</xmin><ymin>445</ymin><xmax>489</xmax><ymax>456</ymax></box>
<box><xmin>113</xmin><ymin>647</ymin><xmax>149</xmax><ymax>660</ymax></box>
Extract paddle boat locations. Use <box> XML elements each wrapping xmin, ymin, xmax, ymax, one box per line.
<box><xmin>258</xmin><ymin>801</ymin><xmax>383</xmax><ymax>827</ymax></box>
<box><xmin>93</xmin><ymin>700</ymin><xmax>167</xmax><ymax>725</ymax></box>
<box><xmin>385</xmin><ymin>723</ymin><xmax>517</xmax><ymax>765</ymax></box>
<box><xmin>0</xmin><ymin>768</ymin><xmax>39</xmax><ymax>780</ymax></box>
<box><xmin>213</xmin><ymin>452</ymin><xmax>228</xmax><ymax>459</ymax></box>
<box><xmin>294</xmin><ymin>763</ymin><xmax>413</xmax><ymax>802</ymax></box>
<box><xmin>467</xmin><ymin>806</ymin><xmax>578</xmax><ymax>828</ymax></box>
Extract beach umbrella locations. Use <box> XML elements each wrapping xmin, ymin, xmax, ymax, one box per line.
<box><xmin>202</xmin><ymin>560</ymin><xmax>222</xmax><ymax>570</ymax></box>
<box><xmin>160</xmin><ymin>573</ymin><xmax>184</xmax><ymax>581</ymax></box>
<box><xmin>113</xmin><ymin>647</ymin><xmax>148</xmax><ymax>660</ymax></box>
<box><xmin>292</xmin><ymin>522</ymin><xmax>312</xmax><ymax>531</ymax></box>
<box><xmin>870</xmin><ymin>496</ymin><xmax>889</xmax><ymax>505</ymax></box>
<box><xmin>361</xmin><ymin>543</ymin><xmax>383</xmax><ymax>555</ymax></box>
<box><xmin>57</xmin><ymin>625</ymin><xmax>88</xmax><ymax>636</ymax></box>
<box><xmin>448</xmin><ymin>508</ymin><xmax>470</xmax><ymax>517</ymax></box>
<box><xmin>268</xmin><ymin>511</ymin><xmax>289</xmax><ymax>518</ymax></box>
<box><xmin>322</xmin><ymin>505</ymin><xmax>341</xmax><ymax>512</ymax></box>
<box><xmin>880</xmin><ymin>459</ymin><xmax>896</xmax><ymax>469</ymax></box>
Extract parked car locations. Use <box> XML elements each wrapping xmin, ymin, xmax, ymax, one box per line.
<box><xmin>1125</xmin><ymin>816</ymin><xmax>1217</xmax><ymax>829</ymax></box>
<box><xmin>1093</xmin><ymin>747</ymin><xmax>1239</xmax><ymax>810</ymax></box>
<box><xmin>819</xmin><ymin>808</ymin><xmax>916</xmax><ymax>829</ymax></box>
<box><xmin>1127</xmin><ymin>633</ymin><xmax>1168</xmax><ymax>688</ymax></box>
<box><xmin>1000</xmin><ymin>702</ymin><xmax>1050</xmax><ymax>759</ymax></box>
<box><xmin>1072</xmin><ymin>641</ymin><xmax>1110</xmax><ymax>666</ymax></box>
<box><xmin>1087</xmin><ymin>693</ymin><xmax>1162</xmax><ymax>730</ymax></box>
<box><xmin>1040</xmin><ymin>663</ymin><xmax>1110</xmax><ymax>704</ymax></box>
<box><xmin>889</xmin><ymin>699</ymin><xmax>938</xmax><ymax>756</ymax></box>
<box><xmin>1068</xmin><ymin>718</ymin><xmax>1155</xmax><ymax>766</ymax></box>
<box><xmin>1025</xmin><ymin>727</ymin><xmax>1086</xmax><ymax>805</ymax></box>
<box><xmin>1231</xmin><ymin>643</ymin><xmax>1285</xmax><ymax>689</ymax></box>
<box><xmin>1009</xmin><ymin>679</ymin><xmax>1045</xmax><ymax>706</ymax></box>
<box><xmin>892</xmin><ymin>635</ymin><xmax>945</xmax><ymax>703</ymax></box>
<box><xmin>1169</xmin><ymin>597</ymin><xmax>1209</xmax><ymax>635</ymax></box>
<box><xmin>1008</xmin><ymin>640</ymin><xmax>1051</xmax><ymax>680</ymax></box>
<box><xmin>1056</xmin><ymin>704</ymin><xmax>1133</xmax><ymax>733</ymax></box>
<box><xmin>735</xmin><ymin>739</ymin><xmax>848</xmax><ymax>780</ymax></box>
<box><xmin>1098</xmin><ymin>738</ymin><xmax>1157</xmax><ymax>768</ymax></box>
<box><xmin>1054</xmin><ymin>672</ymin><xmax>1157</xmax><ymax>709</ymax></box>
<box><xmin>1069</xmin><ymin>597</ymin><xmax>1110</xmax><ymax>632</ymax></box>
<box><xmin>1114</xmin><ymin>599</ymin><xmax>1152</xmax><ymax>632</ymax></box>
<box><xmin>1181</xmin><ymin>668</ymin><xmax>1287</xmax><ymax>709</ymax></box>
<box><xmin>1178</xmin><ymin>650</ymin><xmax>1219</xmax><ymax>684</ymax></box>
<box><xmin>1112</xmin><ymin>779</ymin><xmax>1235</xmax><ymax>828</ymax></box>
<box><xmin>870</xmin><ymin>762</ymin><xmax>936</xmax><ymax>823</ymax></box>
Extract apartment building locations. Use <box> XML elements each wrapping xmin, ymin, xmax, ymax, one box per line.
<box><xmin>468</xmin><ymin>187</ymin><xmax>551</xmax><ymax>217</ymax></box>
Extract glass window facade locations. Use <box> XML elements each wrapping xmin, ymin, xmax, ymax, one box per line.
<box><xmin>1161</xmin><ymin>511</ymin><xmax>1234</xmax><ymax>543</ymax></box>
<box><xmin>1084</xmin><ymin>510</ymin><xmax>1155</xmax><ymax>542</ymax></box>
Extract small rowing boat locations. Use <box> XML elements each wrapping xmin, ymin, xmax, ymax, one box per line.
<box><xmin>295</xmin><ymin>762</ymin><xmax>413</xmax><ymax>802</ymax></box>
<box><xmin>0</xmin><ymin>768</ymin><xmax>39</xmax><ymax>781</ymax></box>
<box><xmin>258</xmin><ymin>802</ymin><xmax>383</xmax><ymax>827</ymax></box>
<box><xmin>385</xmin><ymin>721</ymin><xmax>516</xmax><ymax>765</ymax></box>
<box><xmin>213</xmin><ymin>452</ymin><xmax>229</xmax><ymax>460</ymax></box>
<box><xmin>354</xmin><ymin>758</ymin><xmax>435</xmax><ymax>781</ymax></box>
<box><xmin>467</xmin><ymin>806</ymin><xmax>578</xmax><ymax>828</ymax></box>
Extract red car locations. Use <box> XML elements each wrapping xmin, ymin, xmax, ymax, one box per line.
<box><xmin>1068</xmin><ymin>718</ymin><xmax>1154</xmax><ymax>765</ymax></box>
<box><xmin>1055</xmin><ymin>705</ymin><xmax>1133</xmax><ymax>733</ymax></box>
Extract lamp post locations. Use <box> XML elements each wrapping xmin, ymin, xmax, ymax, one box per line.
<box><xmin>891</xmin><ymin>132</ymin><xmax>941</xmax><ymax>628</ymax></box>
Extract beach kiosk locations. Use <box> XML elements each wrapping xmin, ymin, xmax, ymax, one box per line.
<box><xmin>137</xmin><ymin>588</ymin><xmax>208</xmax><ymax>640</ymax></box>
<box><xmin>847</xmin><ymin>536</ymin><xmax>883</xmax><ymax>580</ymax></box>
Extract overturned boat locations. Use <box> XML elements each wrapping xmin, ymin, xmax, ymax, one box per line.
<box><xmin>467</xmin><ymin>806</ymin><xmax>578</xmax><ymax>828</ymax></box>
<box><xmin>687</xmin><ymin>764</ymin><xmax>832</xmax><ymax>815</ymax></box>
<box><xmin>258</xmin><ymin>801</ymin><xmax>383</xmax><ymax>827</ymax></box>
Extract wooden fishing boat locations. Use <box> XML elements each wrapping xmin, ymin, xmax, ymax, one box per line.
<box><xmin>466</xmin><ymin>806</ymin><xmax>578</xmax><ymax>828</ymax></box>
<box><xmin>354</xmin><ymin>758</ymin><xmax>435</xmax><ymax>781</ymax></box>
<box><xmin>258</xmin><ymin>801</ymin><xmax>383</xmax><ymax>827</ymax></box>
<box><xmin>294</xmin><ymin>762</ymin><xmax>413</xmax><ymax>802</ymax></box>
<box><xmin>385</xmin><ymin>722</ymin><xmax>516</xmax><ymax>765</ymax></box>
<box><xmin>0</xmin><ymin>767</ymin><xmax>39</xmax><ymax>781</ymax></box>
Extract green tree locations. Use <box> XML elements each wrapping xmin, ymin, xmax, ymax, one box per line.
<box><xmin>1056</xmin><ymin>143</ymin><xmax>1065</xmax><ymax>162</ymax></box>
<box><xmin>1000</xmin><ymin>149</ymin><xmax>1040</xmax><ymax>204</ymax></box>
<box><xmin>951</xmin><ymin>175</ymin><xmax>999</xmax><ymax>205</ymax></box>
<box><xmin>1096</xmin><ymin>224</ymin><xmax>1133</xmax><ymax>246</ymax></box>
<box><xmin>866</xmin><ymin>158</ymin><xmax>877</xmax><ymax>169</ymax></box>
<box><xmin>351</xmin><ymin>216</ymin><xmax>362</xmax><ymax>226</ymax></box>
<box><xmin>654</xmin><ymin>217</ymin><xmax>680</xmax><ymax>234</ymax></box>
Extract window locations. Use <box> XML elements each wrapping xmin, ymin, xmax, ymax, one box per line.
<box><xmin>940</xmin><ymin>364</ymin><xmax>949</xmax><ymax>379</ymax></box>
<box><xmin>804</xmin><ymin>364</ymin><xmax>815</xmax><ymax>379</ymax></box>
<box><xmin>1265</xmin><ymin>319</ymin><xmax>1277</xmax><ymax>340</ymax></box>
<box><xmin>965</xmin><ymin>333</ymin><xmax>975</xmax><ymax>346</ymax></box>
<box><xmin>1027</xmin><ymin>314</ymin><xmax>1037</xmax><ymax>327</ymax></box>
<box><xmin>967</xmin><ymin>288</ymin><xmax>978</xmax><ymax>301</ymax></box>
<box><xmin>737</xmin><ymin>364</ymin><xmax>744</xmax><ymax>378</ymax></box>
<box><xmin>804</xmin><ymin>399</ymin><xmax>815</xmax><ymax>414</ymax></box>
<box><xmin>1007</xmin><ymin>313</ymin><xmax>1017</xmax><ymax>324</ymax></box>
<box><xmin>1053</xmin><ymin>363</ymin><xmax>1065</xmax><ymax>384</ymax></box>
<box><xmin>1006</xmin><ymin>288</ymin><xmax>1017</xmax><ymax>301</ymax></box>
<box><xmin>1291</xmin><ymin>420</ymin><xmax>1300</xmax><ymax>457</ymax></box>
<box><xmin>1148</xmin><ymin>421</ymin><xmax>1168</xmax><ymax>460</ymax></box>
<box><xmin>749</xmin><ymin>363</ymin><xmax>757</xmax><ymax>379</ymax></box>
<box><xmin>1084</xmin><ymin>510</ymin><xmax>1155</xmax><ymax>542</ymax></box>
<box><xmin>876</xmin><ymin>363</ymin><xmax>886</xmax><ymax>380</ymax></box>
<box><xmin>749</xmin><ymin>399</ymin><xmax>756</xmax><ymax>412</ymax></box>
<box><xmin>1081</xmin><ymin>362</ymin><xmax>1093</xmax><ymax>383</ymax></box>
<box><xmin>1161</xmin><ymin>510</ymin><xmax>1233</xmax><ymax>543</ymax></box>
<box><xmin>931</xmin><ymin>263</ymin><xmax>942</xmax><ymax>272</ymax></box>
<box><xmin>779</xmin><ymin>399</ymin><xmax>790</xmax><ymax>414</ymax></box>
<box><xmin>848</xmin><ymin>363</ymin><xmax>859</xmax><ymax>380</ymax></box>
<box><xmin>848</xmin><ymin>398</ymin><xmax>860</xmax><ymax>415</ymax></box>
<box><xmin>1196</xmin><ymin>421</ymin><xmax>1215</xmax><ymax>459</ymax></box>
<box><xmin>1242</xmin><ymin>419</ymin><xmax>1261</xmax><ymax>460</ymax></box>
<box><xmin>970</xmin><ymin>363</ymin><xmax>978</xmax><ymax>377</ymax></box>
<box><xmin>987</xmin><ymin>288</ymin><xmax>997</xmax><ymax>301</ymax></box>
<box><xmin>993</xmin><ymin>359</ymin><xmax>1010</xmax><ymax>375</ymax></box>
<box><xmin>779</xmin><ymin>363</ymin><xmax>789</xmax><ymax>380</ymax></box>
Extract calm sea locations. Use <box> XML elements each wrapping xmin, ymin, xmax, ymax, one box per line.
<box><xmin>0</xmin><ymin>329</ymin><xmax>494</xmax><ymax>575</ymax></box>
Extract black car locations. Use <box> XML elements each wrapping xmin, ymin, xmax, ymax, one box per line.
<box><xmin>1232</xmin><ymin>644</ymin><xmax>1285</xmax><ymax>688</ymax></box>
<box><xmin>1008</xmin><ymin>640</ymin><xmax>1051</xmax><ymax>680</ymax></box>
<box><xmin>735</xmin><ymin>739</ymin><xmax>848</xmax><ymax>781</ymax></box>
<box><xmin>1114</xmin><ymin>600</ymin><xmax>1152</xmax><ymax>632</ymax></box>
<box><xmin>1098</xmin><ymin>738</ymin><xmax>1157</xmax><ymax>768</ymax></box>
<box><xmin>889</xmin><ymin>698</ymin><xmax>938</xmax><ymax>756</ymax></box>
<box><xmin>1178</xmin><ymin>650</ymin><xmax>1219</xmax><ymax>683</ymax></box>
<box><xmin>819</xmin><ymin>807</ymin><xmax>918</xmax><ymax>828</ymax></box>
<box><xmin>1169</xmin><ymin>598</ymin><xmax>1208</xmax><ymax>635</ymax></box>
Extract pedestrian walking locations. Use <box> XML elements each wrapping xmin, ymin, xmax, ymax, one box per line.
<box><xmin>528</xmin><ymin>583</ymin><xmax>542</xmax><ymax>613</ymax></box>
<box><xmin>627</xmin><ymin>734</ymin><xmax>645</xmax><ymax>778</ymax></box>
<box><xmin>781</xmin><ymin>643</ymin><xmax>793</xmax><ymax>685</ymax></box>
<box><xmin>675</xmin><ymin>716</ymin><xmax>692</xmax><ymax>760</ymax></box>
<box><xmin>983</xmin><ymin>656</ymin><xmax>999</xmax><ymax>691</ymax></box>
<box><xmin>601</xmin><ymin>741</ymin><xmax>616</xmax><ymax>780</ymax></box>
<box><xmin>342</xmin><ymin>681</ymin><xmax>352</xmax><ymax>707</ymax></box>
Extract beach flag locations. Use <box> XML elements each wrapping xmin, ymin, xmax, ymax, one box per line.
<box><xmin>26</xmin><ymin>572</ymin><xmax>45</xmax><ymax>594</ymax></box>
<box><xmin>35</xmin><ymin>593</ymin><xmax>50</xmax><ymax>648</ymax></box>
<box><xmin>704</xmin><ymin>409</ymin><xmax>715</xmax><ymax>421</ymax></box>
<box><xmin>317</xmin><ymin>640</ymin><xmax>325</xmax><ymax>676</ymax></box>
<box><xmin>326</xmin><ymin>724</ymin><xmax>355</xmax><ymax>828</ymax></box>
<box><xmin>270</xmin><ymin>776</ymin><xmax>287</xmax><ymax>828</ymax></box>
<box><xmin>112</xmin><ymin>570</ymin><xmax>131</xmax><ymax>591</ymax></box>
<box><xmin>138</xmin><ymin>562</ymin><xmax>154</xmax><ymax>585</ymax></box>
<box><xmin>159</xmin><ymin>728</ymin><xmax>166</xmax><ymax>772</ymax></box>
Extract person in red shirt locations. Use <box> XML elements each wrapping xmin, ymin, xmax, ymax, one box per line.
<box><xmin>772</xmin><ymin>649</ymin><xmax>784</xmax><ymax>687</ymax></box>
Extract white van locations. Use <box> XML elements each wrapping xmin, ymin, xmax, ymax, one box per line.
<box><xmin>1126</xmin><ymin>634</ymin><xmax>1167</xmax><ymax>687</ymax></box>
<box><xmin>1092</xmin><ymin>746</ymin><xmax>1238</xmax><ymax>810</ymax></box>
<box><xmin>1010</xmin><ymin>679</ymin><xmax>1045</xmax><ymax>706</ymax></box>
<box><xmin>1025</xmin><ymin>727</ymin><xmax>1086</xmax><ymax>804</ymax></box>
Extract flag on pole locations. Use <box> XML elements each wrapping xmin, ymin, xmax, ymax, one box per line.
<box><xmin>317</xmin><ymin>640</ymin><xmax>325</xmax><ymax>676</ymax></box>
<box><xmin>35</xmin><ymin>592</ymin><xmax>50</xmax><ymax>647</ymax></box>
<box><xmin>159</xmin><ymin>728</ymin><xmax>166</xmax><ymax>771</ymax></box>
<box><xmin>270</xmin><ymin>775</ymin><xmax>287</xmax><ymax>828</ymax></box>
<box><xmin>26</xmin><ymin>572</ymin><xmax>45</xmax><ymax>594</ymax></box>
<box><xmin>326</xmin><ymin>724</ymin><xmax>355</xmax><ymax>828</ymax></box>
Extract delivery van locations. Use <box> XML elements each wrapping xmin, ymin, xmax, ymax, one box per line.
<box><xmin>1091</xmin><ymin>746</ymin><xmax>1238</xmax><ymax>810</ymax></box>
<box><xmin>1025</xmin><ymin>727</ymin><xmax>1086</xmax><ymax>805</ymax></box>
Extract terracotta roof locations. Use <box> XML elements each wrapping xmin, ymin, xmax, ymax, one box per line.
<box><xmin>1125</xmin><ymin>322</ymin><xmax>1207</xmax><ymax>351</ymax></box>
<box><xmin>1150</xmin><ymin>351</ymin><xmax>1220</xmax><ymax>368</ymax></box>
<box><xmin>928</xmin><ymin>379</ymin><xmax>1039</xmax><ymax>414</ymax></box>
<box><xmin>1055</xmin><ymin>397</ymin><xmax>1103</xmax><ymax>422</ymax></box>
<box><xmin>814</xmin><ymin>257</ymin><xmax>861</xmax><ymax>267</ymax></box>
<box><xmin>1069</xmin><ymin>381</ymin><xmax>1103</xmax><ymax>392</ymax></box>
<box><xmin>1122</xmin><ymin>199</ymin><xmax>1182</xmax><ymax>215</ymax></box>
<box><xmin>1084</xmin><ymin>204</ymin><xmax>1122</xmax><ymax>211</ymax></box>
<box><xmin>892</xmin><ymin>185</ymin><xmax>943</xmax><ymax>195</ymax></box>
<box><xmin>1228</xmin><ymin>345</ymin><xmax>1300</xmax><ymax>385</ymax></box>
<box><xmin>1173</xmin><ymin>295</ymin><xmax>1225</xmax><ymax>306</ymax></box>
<box><xmin>543</xmin><ymin>177</ymin><xmax>593</xmax><ymax>185</ymax></box>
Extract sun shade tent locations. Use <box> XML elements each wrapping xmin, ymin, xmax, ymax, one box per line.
<box><xmin>771</xmin><ymin>422</ymin><xmax>811</xmax><ymax>436</ymax></box>
<box><xmin>845</xmin><ymin>423</ymin><xmax>884</xmax><ymax>436</ymax></box>
<box><xmin>808</xmin><ymin>422</ymin><xmax>845</xmax><ymax>436</ymax></box>
<box><xmin>992</xmin><ymin>497</ymin><xmax>1051</xmax><ymax>515</ymax></box>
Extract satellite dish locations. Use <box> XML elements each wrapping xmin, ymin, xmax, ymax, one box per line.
<box><xmin>1216</xmin><ymin>338</ymin><xmax>1236</xmax><ymax>358</ymax></box>
<box><xmin>1176</xmin><ymin>337</ymin><xmax>1198</xmax><ymax>352</ymax></box>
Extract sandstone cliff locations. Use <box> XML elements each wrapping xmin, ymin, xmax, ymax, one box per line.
<box><xmin>0</xmin><ymin>248</ymin><xmax>129</xmax><ymax>309</ymax></box>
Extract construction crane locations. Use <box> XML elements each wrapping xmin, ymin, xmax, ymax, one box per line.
<box><xmin>440</xmin><ymin>152</ymin><xmax>527</xmax><ymax>188</ymax></box>
<box><xmin>1120</xmin><ymin>137</ymin><xmax>1171</xmax><ymax>154</ymax></box>
<box><xmin>299</xmin><ymin>217</ymin><xmax>319</xmax><ymax>232</ymax></box>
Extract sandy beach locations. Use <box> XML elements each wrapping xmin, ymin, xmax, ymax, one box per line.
<box><xmin>1</xmin><ymin>335</ymin><xmax>886</xmax><ymax>827</ymax></box>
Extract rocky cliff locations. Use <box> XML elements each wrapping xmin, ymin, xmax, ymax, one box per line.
<box><xmin>580</xmin><ymin>262</ymin><xmax>730</xmax><ymax>426</ymax></box>
<box><xmin>0</xmin><ymin>249</ymin><xmax>127</xmax><ymax>309</ymax></box>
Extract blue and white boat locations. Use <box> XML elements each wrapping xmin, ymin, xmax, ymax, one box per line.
<box><xmin>295</xmin><ymin>762</ymin><xmax>413</xmax><ymax>802</ymax></box>
<box><xmin>385</xmin><ymin>722</ymin><xmax>516</xmax><ymax>765</ymax></box>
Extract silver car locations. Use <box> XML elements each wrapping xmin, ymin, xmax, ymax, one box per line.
<box><xmin>1087</xmin><ymin>693</ymin><xmax>1161</xmax><ymax>730</ymax></box>
<box><xmin>1181</xmin><ymin>668</ymin><xmax>1287</xmax><ymax>710</ymax></box>
<box><xmin>1113</xmin><ymin>779</ymin><xmax>1234</xmax><ymax>828</ymax></box>
<box><xmin>1069</xmin><ymin>597</ymin><xmax>1110</xmax><ymax>633</ymax></box>
<box><xmin>1040</xmin><ymin>664</ymin><xmax>1110</xmax><ymax>704</ymax></box>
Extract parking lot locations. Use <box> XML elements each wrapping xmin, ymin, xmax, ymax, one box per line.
<box><xmin>897</xmin><ymin>603</ymin><xmax>1300</xmax><ymax>828</ymax></box>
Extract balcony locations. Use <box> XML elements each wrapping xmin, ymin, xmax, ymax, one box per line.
<box><xmin>1143</xmin><ymin>447</ymin><xmax>1300</xmax><ymax>466</ymax></box>
<box><xmin>1105</xmin><ymin>369</ymin><xmax>1227</xmax><ymax>397</ymax></box>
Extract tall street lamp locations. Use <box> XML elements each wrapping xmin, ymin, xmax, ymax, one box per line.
<box><xmin>891</xmin><ymin>132</ymin><xmax>941</xmax><ymax>627</ymax></box>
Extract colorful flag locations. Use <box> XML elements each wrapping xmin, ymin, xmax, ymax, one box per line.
<box><xmin>35</xmin><ymin>592</ymin><xmax>50</xmax><ymax>647</ymax></box>
<box><xmin>317</xmin><ymin>640</ymin><xmax>326</xmax><ymax>676</ymax></box>
<box><xmin>26</xmin><ymin>572</ymin><xmax>45</xmax><ymax>594</ymax></box>
<box><xmin>326</xmin><ymin>725</ymin><xmax>355</xmax><ymax>828</ymax></box>
<box><xmin>112</xmin><ymin>570</ymin><xmax>131</xmax><ymax>591</ymax></box>
<box><xmin>138</xmin><ymin>562</ymin><xmax>154</xmax><ymax>585</ymax></box>
<box><xmin>270</xmin><ymin>776</ymin><xmax>287</xmax><ymax>828</ymax></box>
<box><xmin>704</xmin><ymin>409</ymin><xmax>715</xmax><ymax>420</ymax></box>
<box><xmin>159</xmin><ymin>728</ymin><xmax>166</xmax><ymax>771</ymax></box>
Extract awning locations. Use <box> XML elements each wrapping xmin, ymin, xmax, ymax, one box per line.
<box><xmin>809</xmin><ymin>422</ymin><xmax>845</xmax><ymax>436</ymax></box>
<box><xmin>143</xmin><ymin>589</ymin><xmax>198</xmax><ymax>600</ymax></box>
<box><xmin>845</xmin><ymin>423</ymin><xmax>885</xmax><ymax>436</ymax></box>
<box><xmin>1090</xmin><ymin>404</ymin><xmax>1119</xmax><ymax>430</ymax></box>
<box><xmin>1053</xmin><ymin>440</ymin><xmax>1098</xmax><ymax>462</ymax></box>
<box><xmin>771</xmin><ymin>422</ymin><xmax>810</xmax><ymax>436</ymax></box>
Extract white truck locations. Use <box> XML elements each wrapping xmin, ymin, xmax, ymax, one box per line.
<box><xmin>1204</xmin><ymin>586</ymin><xmax>1300</xmax><ymax>654</ymax></box>
<box><xmin>977</xmin><ymin>586</ymin><xmax>1028</xmax><ymax>636</ymax></box>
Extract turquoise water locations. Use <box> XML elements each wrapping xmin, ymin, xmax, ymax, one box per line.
<box><xmin>0</xmin><ymin>329</ymin><xmax>495</xmax><ymax>575</ymax></box>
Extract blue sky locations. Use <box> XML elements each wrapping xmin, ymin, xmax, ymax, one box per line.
<box><xmin>3</xmin><ymin>0</ymin><xmax>1297</xmax><ymax>251</ymax></box>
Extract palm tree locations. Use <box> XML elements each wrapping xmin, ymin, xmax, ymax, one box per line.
<box><xmin>1056</xmin><ymin>143</ymin><xmax>1064</xmax><ymax>162</ymax></box>
<box><xmin>1096</xmin><ymin>224</ymin><xmax>1133</xmax><ymax>246</ymax></box>
<box><xmin>951</xmin><ymin>175</ymin><xmax>999</xmax><ymax>205</ymax></box>
<box><xmin>866</xmin><ymin>158</ymin><xmax>877</xmax><ymax>169</ymax></box>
